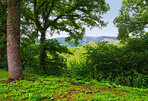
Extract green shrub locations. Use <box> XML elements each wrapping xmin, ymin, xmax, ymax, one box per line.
<box><xmin>21</xmin><ymin>38</ymin><xmax>71</xmax><ymax>76</ymax></box>
<box><xmin>67</xmin><ymin>35</ymin><xmax>148</xmax><ymax>88</ymax></box>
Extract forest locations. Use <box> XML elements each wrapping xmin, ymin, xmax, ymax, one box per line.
<box><xmin>0</xmin><ymin>0</ymin><xmax>148</xmax><ymax>100</ymax></box>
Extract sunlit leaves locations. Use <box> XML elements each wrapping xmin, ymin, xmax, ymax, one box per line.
<box><xmin>114</xmin><ymin>0</ymin><xmax>148</xmax><ymax>42</ymax></box>
<box><xmin>22</xmin><ymin>0</ymin><xmax>110</xmax><ymax>44</ymax></box>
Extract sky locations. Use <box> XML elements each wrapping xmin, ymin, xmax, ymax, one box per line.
<box><xmin>49</xmin><ymin>0</ymin><xmax>123</xmax><ymax>38</ymax></box>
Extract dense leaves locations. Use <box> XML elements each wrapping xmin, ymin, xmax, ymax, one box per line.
<box><xmin>20</xmin><ymin>38</ymin><xmax>39</xmax><ymax>72</ymax></box>
<box><xmin>68</xmin><ymin>35</ymin><xmax>148</xmax><ymax>88</ymax></box>
<box><xmin>21</xmin><ymin>0</ymin><xmax>110</xmax><ymax>68</ymax></box>
<box><xmin>41</xmin><ymin>39</ymin><xmax>72</xmax><ymax>75</ymax></box>
<box><xmin>114</xmin><ymin>0</ymin><xmax>148</xmax><ymax>42</ymax></box>
<box><xmin>0</xmin><ymin>0</ymin><xmax>7</xmax><ymax>69</ymax></box>
<box><xmin>22</xmin><ymin>0</ymin><xmax>110</xmax><ymax>43</ymax></box>
<box><xmin>21</xmin><ymin>38</ymin><xmax>72</xmax><ymax>76</ymax></box>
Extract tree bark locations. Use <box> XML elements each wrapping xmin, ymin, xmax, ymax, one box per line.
<box><xmin>7</xmin><ymin>0</ymin><xmax>23</xmax><ymax>79</ymax></box>
<box><xmin>39</xmin><ymin>30</ymin><xmax>46</xmax><ymax>70</ymax></box>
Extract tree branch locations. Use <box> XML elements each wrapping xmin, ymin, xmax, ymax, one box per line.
<box><xmin>45</xmin><ymin>0</ymin><xmax>55</xmax><ymax>21</ymax></box>
<box><xmin>33</xmin><ymin>0</ymin><xmax>43</xmax><ymax>31</ymax></box>
<box><xmin>37</xmin><ymin>1</ymin><xmax>46</xmax><ymax>11</ymax></box>
<box><xmin>52</xmin><ymin>24</ymin><xmax>72</xmax><ymax>33</ymax></box>
<box><xmin>23</xmin><ymin>11</ymin><xmax>35</xmax><ymax>22</ymax></box>
<box><xmin>49</xmin><ymin>4</ymin><xmax>81</xmax><ymax>28</ymax></box>
<box><xmin>43</xmin><ymin>0</ymin><xmax>55</xmax><ymax>29</ymax></box>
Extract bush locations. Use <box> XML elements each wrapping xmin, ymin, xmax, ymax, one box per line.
<box><xmin>84</xmin><ymin>41</ymin><xmax>122</xmax><ymax>80</ymax></box>
<box><xmin>21</xmin><ymin>38</ymin><xmax>71</xmax><ymax>76</ymax></box>
<box><xmin>68</xmin><ymin>36</ymin><xmax>148</xmax><ymax>88</ymax></box>
<box><xmin>20</xmin><ymin>38</ymin><xmax>39</xmax><ymax>73</ymax></box>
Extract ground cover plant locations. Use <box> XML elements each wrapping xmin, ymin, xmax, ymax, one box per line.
<box><xmin>0</xmin><ymin>69</ymin><xmax>148</xmax><ymax>101</ymax></box>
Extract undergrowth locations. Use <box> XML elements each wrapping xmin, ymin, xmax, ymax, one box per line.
<box><xmin>0</xmin><ymin>70</ymin><xmax>148</xmax><ymax>101</ymax></box>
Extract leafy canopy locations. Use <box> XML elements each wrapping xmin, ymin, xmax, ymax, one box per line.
<box><xmin>22</xmin><ymin>0</ymin><xmax>110</xmax><ymax>44</ymax></box>
<box><xmin>114</xmin><ymin>0</ymin><xmax>148</xmax><ymax>42</ymax></box>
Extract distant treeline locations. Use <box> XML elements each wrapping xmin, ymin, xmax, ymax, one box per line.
<box><xmin>53</xmin><ymin>36</ymin><xmax>119</xmax><ymax>47</ymax></box>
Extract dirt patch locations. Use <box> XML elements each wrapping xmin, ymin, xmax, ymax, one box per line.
<box><xmin>67</xmin><ymin>89</ymin><xmax>78</xmax><ymax>95</ymax></box>
<box><xmin>81</xmin><ymin>84</ymin><xmax>93</xmax><ymax>89</ymax></box>
<box><xmin>1</xmin><ymin>75</ymin><xmax>35</xmax><ymax>84</ymax></box>
<box><xmin>54</xmin><ymin>94</ymin><xmax>72</xmax><ymax>100</ymax></box>
<box><xmin>53</xmin><ymin>83</ymin><xmax>94</xmax><ymax>100</ymax></box>
<box><xmin>98</xmin><ymin>88</ymin><xmax>128</xmax><ymax>93</ymax></box>
<box><xmin>98</xmin><ymin>88</ymin><xmax>117</xmax><ymax>92</ymax></box>
<box><xmin>69</xmin><ymin>82</ymin><xmax>82</xmax><ymax>86</ymax></box>
<box><xmin>1</xmin><ymin>79</ymin><xmax>15</xmax><ymax>84</ymax></box>
<box><xmin>54</xmin><ymin>89</ymin><xmax>78</xmax><ymax>100</ymax></box>
<box><xmin>120</xmin><ymin>90</ymin><xmax>128</xmax><ymax>93</ymax></box>
<box><xmin>23</xmin><ymin>75</ymin><xmax>31</xmax><ymax>78</ymax></box>
<box><xmin>57</xmin><ymin>80</ymin><xmax>63</xmax><ymax>83</ymax></box>
<box><xmin>32</xmin><ymin>80</ymin><xmax>36</xmax><ymax>82</ymax></box>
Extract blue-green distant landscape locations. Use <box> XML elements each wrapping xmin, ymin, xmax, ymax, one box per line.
<box><xmin>54</xmin><ymin>36</ymin><xmax>119</xmax><ymax>47</ymax></box>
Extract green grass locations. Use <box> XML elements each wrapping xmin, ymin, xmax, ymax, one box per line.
<box><xmin>0</xmin><ymin>69</ymin><xmax>148</xmax><ymax>101</ymax></box>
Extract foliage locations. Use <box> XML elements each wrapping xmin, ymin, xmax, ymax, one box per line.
<box><xmin>0</xmin><ymin>0</ymin><xmax>147</xmax><ymax>90</ymax></box>
<box><xmin>84</xmin><ymin>41</ymin><xmax>123</xmax><ymax>80</ymax></box>
<box><xmin>0</xmin><ymin>70</ymin><xmax>148</xmax><ymax>101</ymax></box>
<box><xmin>21</xmin><ymin>0</ymin><xmax>110</xmax><ymax>69</ymax></box>
<box><xmin>0</xmin><ymin>0</ymin><xmax>7</xmax><ymax>69</ymax></box>
<box><xmin>0</xmin><ymin>38</ymin><xmax>7</xmax><ymax>69</ymax></box>
<box><xmin>122</xmin><ymin>34</ymin><xmax>148</xmax><ymax>75</ymax></box>
<box><xmin>20</xmin><ymin>38</ymin><xmax>72</xmax><ymax>76</ymax></box>
<box><xmin>20</xmin><ymin>38</ymin><xmax>39</xmax><ymax>73</ymax></box>
<box><xmin>41</xmin><ymin>39</ymin><xmax>72</xmax><ymax>75</ymax></box>
<box><xmin>114</xmin><ymin>0</ymin><xmax>148</xmax><ymax>42</ymax></box>
<box><xmin>66</xmin><ymin>36</ymin><xmax>148</xmax><ymax>88</ymax></box>
<box><xmin>22</xmin><ymin>0</ymin><xmax>110</xmax><ymax>44</ymax></box>
<box><xmin>0</xmin><ymin>0</ymin><xmax>7</xmax><ymax>28</ymax></box>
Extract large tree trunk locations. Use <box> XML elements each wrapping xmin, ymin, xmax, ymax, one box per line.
<box><xmin>39</xmin><ymin>30</ymin><xmax>46</xmax><ymax>71</ymax></box>
<box><xmin>7</xmin><ymin>0</ymin><xmax>23</xmax><ymax>79</ymax></box>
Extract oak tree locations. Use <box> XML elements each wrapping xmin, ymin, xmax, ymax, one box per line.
<box><xmin>22</xmin><ymin>0</ymin><xmax>110</xmax><ymax>69</ymax></box>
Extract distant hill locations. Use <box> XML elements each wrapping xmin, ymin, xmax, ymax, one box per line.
<box><xmin>53</xmin><ymin>36</ymin><xmax>119</xmax><ymax>47</ymax></box>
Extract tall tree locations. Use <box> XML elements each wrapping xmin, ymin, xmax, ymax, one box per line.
<box><xmin>114</xmin><ymin>0</ymin><xmax>148</xmax><ymax>42</ymax></box>
<box><xmin>22</xmin><ymin>0</ymin><xmax>110</xmax><ymax>69</ymax></box>
<box><xmin>7</xmin><ymin>0</ymin><xmax>23</xmax><ymax>79</ymax></box>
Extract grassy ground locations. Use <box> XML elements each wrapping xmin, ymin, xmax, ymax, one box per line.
<box><xmin>0</xmin><ymin>69</ymin><xmax>148</xmax><ymax>101</ymax></box>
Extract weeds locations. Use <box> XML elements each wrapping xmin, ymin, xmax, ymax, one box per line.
<box><xmin>0</xmin><ymin>70</ymin><xmax>148</xmax><ymax>101</ymax></box>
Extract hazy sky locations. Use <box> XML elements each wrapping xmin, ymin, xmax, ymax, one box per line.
<box><xmin>50</xmin><ymin>0</ymin><xmax>122</xmax><ymax>38</ymax></box>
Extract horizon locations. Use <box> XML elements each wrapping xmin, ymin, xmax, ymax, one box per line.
<box><xmin>49</xmin><ymin>35</ymin><xmax>118</xmax><ymax>40</ymax></box>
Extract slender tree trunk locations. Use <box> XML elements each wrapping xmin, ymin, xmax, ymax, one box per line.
<box><xmin>39</xmin><ymin>30</ymin><xmax>46</xmax><ymax>70</ymax></box>
<box><xmin>7</xmin><ymin>0</ymin><xmax>23</xmax><ymax>79</ymax></box>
